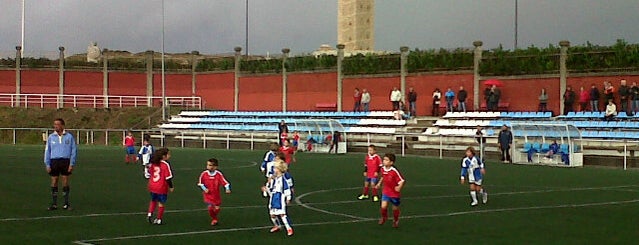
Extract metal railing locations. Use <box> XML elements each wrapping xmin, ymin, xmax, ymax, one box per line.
<box><xmin>2</xmin><ymin>128</ymin><xmax>636</xmax><ymax>170</ymax></box>
<box><xmin>0</xmin><ymin>93</ymin><xmax>201</xmax><ymax>109</ymax></box>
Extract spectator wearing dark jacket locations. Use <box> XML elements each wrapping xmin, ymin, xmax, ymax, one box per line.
<box><xmin>497</xmin><ymin>125</ymin><xmax>513</xmax><ymax>163</ymax></box>
<box><xmin>457</xmin><ymin>86</ymin><xmax>468</xmax><ymax>113</ymax></box>
<box><xmin>407</xmin><ymin>87</ymin><xmax>417</xmax><ymax>117</ymax></box>
<box><xmin>563</xmin><ymin>86</ymin><xmax>576</xmax><ymax>115</ymax></box>
<box><xmin>619</xmin><ymin>79</ymin><xmax>630</xmax><ymax>114</ymax></box>
<box><xmin>589</xmin><ymin>84</ymin><xmax>600</xmax><ymax>112</ymax></box>
<box><xmin>631</xmin><ymin>82</ymin><xmax>639</xmax><ymax>114</ymax></box>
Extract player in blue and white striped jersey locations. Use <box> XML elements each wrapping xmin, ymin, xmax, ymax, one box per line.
<box><xmin>260</xmin><ymin>143</ymin><xmax>279</xmax><ymax>197</ymax></box>
<box><xmin>460</xmin><ymin>146</ymin><xmax>487</xmax><ymax>206</ymax></box>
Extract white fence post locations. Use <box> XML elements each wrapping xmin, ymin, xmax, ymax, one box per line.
<box><xmin>160</xmin><ymin>132</ymin><xmax>165</xmax><ymax>147</ymax></box>
<box><xmin>105</xmin><ymin>130</ymin><xmax>108</xmax><ymax>145</ymax></box>
<box><xmin>624</xmin><ymin>142</ymin><xmax>627</xmax><ymax>170</ymax></box>
<box><xmin>226</xmin><ymin>132</ymin><xmax>230</xmax><ymax>150</ymax></box>
<box><xmin>181</xmin><ymin>132</ymin><xmax>184</xmax><ymax>148</ymax></box>
<box><xmin>91</xmin><ymin>130</ymin><xmax>94</xmax><ymax>145</ymax></box>
<box><xmin>439</xmin><ymin>135</ymin><xmax>443</xmax><ymax>159</ymax></box>
<box><xmin>401</xmin><ymin>135</ymin><xmax>405</xmax><ymax>157</ymax></box>
<box><xmin>367</xmin><ymin>133</ymin><xmax>370</xmax><ymax>145</ymax></box>
<box><xmin>13</xmin><ymin>129</ymin><xmax>16</xmax><ymax>144</ymax></box>
<box><xmin>251</xmin><ymin>133</ymin><xmax>254</xmax><ymax>151</ymax></box>
<box><xmin>203</xmin><ymin>133</ymin><xmax>207</xmax><ymax>149</ymax></box>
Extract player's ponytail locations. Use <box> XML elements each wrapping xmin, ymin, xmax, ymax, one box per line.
<box><xmin>150</xmin><ymin>148</ymin><xmax>169</xmax><ymax>165</ymax></box>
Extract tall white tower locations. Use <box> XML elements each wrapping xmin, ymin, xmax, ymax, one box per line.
<box><xmin>338</xmin><ymin>0</ymin><xmax>375</xmax><ymax>51</ymax></box>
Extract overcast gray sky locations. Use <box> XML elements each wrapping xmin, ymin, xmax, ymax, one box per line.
<box><xmin>1</xmin><ymin>0</ymin><xmax>638</xmax><ymax>57</ymax></box>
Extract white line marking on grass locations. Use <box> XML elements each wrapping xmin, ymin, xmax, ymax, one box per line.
<box><xmin>72</xmin><ymin>198</ymin><xmax>639</xmax><ymax>244</ymax></box>
<box><xmin>4</xmin><ymin>185</ymin><xmax>635</xmax><ymax>222</ymax></box>
<box><xmin>295</xmin><ymin>187</ymin><xmax>368</xmax><ymax>220</ymax></box>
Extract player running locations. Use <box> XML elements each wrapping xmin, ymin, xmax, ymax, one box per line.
<box><xmin>375</xmin><ymin>153</ymin><xmax>405</xmax><ymax>228</ymax></box>
<box><xmin>146</xmin><ymin>148</ymin><xmax>173</xmax><ymax>225</ymax></box>
<box><xmin>262</xmin><ymin>163</ymin><xmax>294</xmax><ymax>236</ymax></box>
<box><xmin>197</xmin><ymin>158</ymin><xmax>231</xmax><ymax>226</ymax></box>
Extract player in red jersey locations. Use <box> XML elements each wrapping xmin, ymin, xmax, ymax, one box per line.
<box><xmin>123</xmin><ymin>131</ymin><xmax>136</xmax><ymax>164</ymax></box>
<box><xmin>375</xmin><ymin>153</ymin><xmax>405</xmax><ymax>228</ymax></box>
<box><xmin>145</xmin><ymin>148</ymin><xmax>173</xmax><ymax>225</ymax></box>
<box><xmin>280</xmin><ymin>130</ymin><xmax>288</xmax><ymax>146</ymax></box>
<box><xmin>358</xmin><ymin>145</ymin><xmax>383</xmax><ymax>202</ymax></box>
<box><xmin>292</xmin><ymin>131</ymin><xmax>300</xmax><ymax>151</ymax></box>
<box><xmin>197</xmin><ymin>158</ymin><xmax>231</xmax><ymax>226</ymax></box>
<box><xmin>279</xmin><ymin>139</ymin><xmax>296</xmax><ymax>164</ymax></box>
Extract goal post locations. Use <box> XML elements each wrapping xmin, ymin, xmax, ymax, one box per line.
<box><xmin>291</xmin><ymin>119</ymin><xmax>347</xmax><ymax>154</ymax></box>
<box><xmin>510</xmin><ymin>122</ymin><xmax>583</xmax><ymax>167</ymax></box>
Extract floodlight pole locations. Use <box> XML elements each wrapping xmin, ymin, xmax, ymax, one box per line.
<box><xmin>514</xmin><ymin>0</ymin><xmax>518</xmax><ymax>49</ymax></box>
<box><xmin>21</xmin><ymin>0</ymin><xmax>25</xmax><ymax>56</ymax></box>
<box><xmin>161</xmin><ymin>0</ymin><xmax>166</xmax><ymax>121</ymax></box>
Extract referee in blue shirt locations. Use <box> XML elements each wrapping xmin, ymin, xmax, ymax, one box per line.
<box><xmin>44</xmin><ymin>118</ymin><xmax>77</xmax><ymax>211</ymax></box>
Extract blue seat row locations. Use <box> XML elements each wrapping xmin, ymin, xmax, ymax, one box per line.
<box><xmin>501</xmin><ymin>111</ymin><xmax>552</xmax><ymax>118</ymax></box>
<box><xmin>181</xmin><ymin>111</ymin><xmax>374</xmax><ymax>118</ymax></box>
<box><xmin>569</xmin><ymin>120</ymin><xmax>639</xmax><ymax>129</ymax></box>
<box><xmin>581</xmin><ymin>131</ymin><xmax>639</xmax><ymax>139</ymax></box>
<box><xmin>173</xmin><ymin>117</ymin><xmax>363</xmax><ymax>125</ymax></box>
<box><xmin>186</xmin><ymin>123</ymin><xmax>350</xmax><ymax>133</ymax></box>
<box><xmin>558</xmin><ymin>111</ymin><xmax>637</xmax><ymax>119</ymax></box>
<box><xmin>520</xmin><ymin>142</ymin><xmax>579</xmax><ymax>153</ymax></box>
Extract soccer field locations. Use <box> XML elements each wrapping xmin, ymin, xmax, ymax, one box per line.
<box><xmin>1</xmin><ymin>145</ymin><xmax>638</xmax><ymax>244</ymax></box>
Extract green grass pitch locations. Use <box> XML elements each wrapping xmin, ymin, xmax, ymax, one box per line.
<box><xmin>1</xmin><ymin>145</ymin><xmax>638</xmax><ymax>244</ymax></box>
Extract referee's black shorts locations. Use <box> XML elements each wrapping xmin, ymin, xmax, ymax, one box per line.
<box><xmin>49</xmin><ymin>159</ymin><xmax>72</xmax><ymax>176</ymax></box>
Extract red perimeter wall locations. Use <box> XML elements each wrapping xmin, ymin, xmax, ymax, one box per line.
<box><xmin>1</xmin><ymin>68</ymin><xmax>638</xmax><ymax>114</ymax></box>
<box><xmin>0</xmin><ymin>70</ymin><xmax>16</xmax><ymax>93</ymax></box>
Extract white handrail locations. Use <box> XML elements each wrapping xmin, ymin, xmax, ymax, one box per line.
<box><xmin>0</xmin><ymin>93</ymin><xmax>202</xmax><ymax>109</ymax></box>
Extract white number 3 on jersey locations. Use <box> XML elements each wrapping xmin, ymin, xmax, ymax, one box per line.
<box><xmin>152</xmin><ymin>166</ymin><xmax>161</xmax><ymax>182</ymax></box>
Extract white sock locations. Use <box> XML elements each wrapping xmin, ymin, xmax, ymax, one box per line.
<box><xmin>280</xmin><ymin>215</ymin><xmax>292</xmax><ymax>230</ymax></box>
<box><xmin>470</xmin><ymin>191</ymin><xmax>478</xmax><ymax>202</ymax></box>
<box><xmin>479</xmin><ymin>189</ymin><xmax>484</xmax><ymax>194</ymax></box>
<box><xmin>270</xmin><ymin>216</ymin><xmax>280</xmax><ymax>227</ymax></box>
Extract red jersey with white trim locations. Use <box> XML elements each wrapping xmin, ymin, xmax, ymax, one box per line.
<box><xmin>147</xmin><ymin>161</ymin><xmax>173</xmax><ymax>194</ymax></box>
<box><xmin>381</xmin><ymin>166</ymin><xmax>405</xmax><ymax>198</ymax></box>
<box><xmin>124</xmin><ymin>136</ymin><xmax>135</xmax><ymax>147</ymax></box>
<box><xmin>280</xmin><ymin>132</ymin><xmax>288</xmax><ymax>143</ymax></box>
<box><xmin>280</xmin><ymin>146</ymin><xmax>295</xmax><ymax>164</ymax></box>
<box><xmin>364</xmin><ymin>153</ymin><xmax>382</xmax><ymax>178</ymax></box>
<box><xmin>198</xmin><ymin>170</ymin><xmax>230</xmax><ymax>206</ymax></box>
<box><xmin>293</xmin><ymin>134</ymin><xmax>300</xmax><ymax>142</ymax></box>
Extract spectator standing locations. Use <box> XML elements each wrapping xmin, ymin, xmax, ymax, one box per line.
<box><xmin>497</xmin><ymin>125</ymin><xmax>512</xmax><ymax>163</ymax></box>
<box><xmin>407</xmin><ymin>87</ymin><xmax>417</xmax><ymax>117</ymax></box>
<box><xmin>563</xmin><ymin>86</ymin><xmax>576</xmax><ymax>115</ymax></box>
<box><xmin>278</xmin><ymin>120</ymin><xmax>289</xmax><ymax>146</ymax></box>
<box><xmin>432</xmin><ymin>88</ymin><xmax>442</xmax><ymax>116</ymax></box>
<box><xmin>445</xmin><ymin>88</ymin><xmax>455</xmax><ymax>113</ymax></box>
<box><xmin>604</xmin><ymin>81</ymin><xmax>615</xmax><ymax>102</ymax></box>
<box><xmin>538</xmin><ymin>88</ymin><xmax>548</xmax><ymax>112</ymax></box>
<box><xmin>353</xmin><ymin>88</ymin><xmax>362</xmax><ymax>112</ymax></box>
<box><xmin>589</xmin><ymin>84</ymin><xmax>600</xmax><ymax>112</ymax></box>
<box><xmin>44</xmin><ymin>118</ymin><xmax>78</xmax><ymax>211</ymax></box>
<box><xmin>631</xmin><ymin>82</ymin><xmax>639</xmax><ymax>115</ymax></box>
<box><xmin>390</xmin><ymin>87</ymin><xmax>402</xmax><ymax>111</ymax></box>
<box><xmin>619</xmin><ymin>79</ymin><xmax>630</xmax><ymax>114</ymax></box>
<box><xmin>487</xmin><ymin>85</ymin><xmax>501</xmax><ymax>111</ymax></box>
<box><xmin>578</xmin><ymin>86</ymin><xmax>590</xmax><ymax>112</ymax></box>
<box><xmin>604</xmin><ymin>99</ymin><xmax>617</xmax><ymax>121</ymax></box>
<box><xmin>457</xmin><ymin>86</ymin><xmax>468</xmax><ymax>113</ymax></box>
<box><xmin>361</xmin><ymin>89</ymin><xmax>371</xmax><ymax>112</ymax></box>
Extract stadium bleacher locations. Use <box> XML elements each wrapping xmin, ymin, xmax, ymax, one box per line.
<box><xmin>160</xmin><ymin>110</ymin><xmax>404</xmax><ymax>134</ymax></box>
<box><xmin>428</xmin><ymin>111</ymin><xmax>639</xmax><ymax>140</ymax></box>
